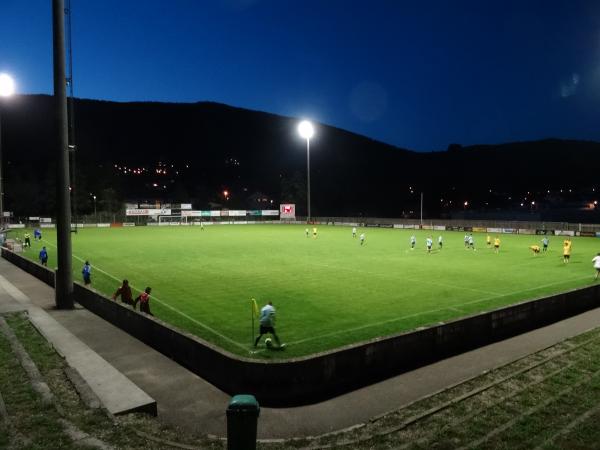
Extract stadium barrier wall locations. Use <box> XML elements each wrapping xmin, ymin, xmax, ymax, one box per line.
<box><xmin>3</xmin><ymin>247</ymin><xmax>600</xmax><ymax>407</ymax></box>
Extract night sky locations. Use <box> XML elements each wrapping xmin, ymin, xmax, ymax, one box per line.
<box><xmin>2</xmin><ymin>0</ymin><xmax>600</xmax><ymax>151</ymax></box>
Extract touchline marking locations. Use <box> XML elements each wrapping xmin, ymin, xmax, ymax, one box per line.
<box><xmin>286</xmin><ymin>274</ymin><xmax>593</xmax><ymax>347</ymax></box>
<box><xmin>40</xmin><ymin>240</ymin><xmax>249</xmax><ymax>351</ymax></box>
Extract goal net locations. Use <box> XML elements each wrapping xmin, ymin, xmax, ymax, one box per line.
<box><xmin>158</xmin><ymin>215</ymin><xmax>188</xmax><ymax>225</ymax></box>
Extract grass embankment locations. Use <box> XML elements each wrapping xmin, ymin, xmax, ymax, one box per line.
<box><xmin>0</xmin><ymin>312</ymin><xmax>223</xmax><ymax>449</ymax></box>
<box><xmin>260</xmin><ymin>326</ymin><xmax>600</xmax><ymax>449</ymax></box>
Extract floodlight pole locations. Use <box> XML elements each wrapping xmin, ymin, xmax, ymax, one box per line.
<box><xmin>420</xmin><ymin>192</ymin><xmax>423</xmax><ymax>226</ymax></box>
<box><xmin>53</xmin><ymin>0</ymin><xmax>74</xmax><ymax>309</ymax></box>
<box><xmin>306</xmin><ymin>137</ymin><xmax>311</xmax><ymax>223</ymax></box>
<box><xmin>0</xmin><ymin>106</ymin><xmax>4</xmax><ymax>229</ymax></box>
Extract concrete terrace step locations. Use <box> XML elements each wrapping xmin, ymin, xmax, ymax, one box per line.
<box><xmin>0</xmin><ymin>272</ymin><xmax>156</xmax><ymax>416</ymax></box>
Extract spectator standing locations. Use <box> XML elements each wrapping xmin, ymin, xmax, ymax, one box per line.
<box><xmin>82</xmin><ymin>261</ymin><xmax>92</xmax><ymax>285</ymax></box>
<box><xmin>134</xmin><ymin>287</ymin><xmax>153</xmax><ymax>315</ymax></box>
<box><xmin>38</xmin><ymin>247</ymin><xmax>48</xmax><ymax>266</ymax></box>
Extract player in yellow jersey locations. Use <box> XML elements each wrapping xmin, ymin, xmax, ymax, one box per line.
<box><xmin>486</xmin><ymin>235</ymin><xmax>491</xmax><ymax>247</ymax></box>
<box><xmin>494</xmin><ymin>237</ymin><xmax>500</xmax><ymax>253</ymax></box>
<box><xmin>530</xmin><ymin>245</ymin><xmax>541</xmax><ymax>255</ymax></box>
<box><xmin>312</xmin><ymin>227</ymin><xmax>317</xmax><ymax>239</ymax></box>
<box><xmin>563</xmin><ymin>238</ymin><xmax>572</xmax><ymax>263</ymax></box>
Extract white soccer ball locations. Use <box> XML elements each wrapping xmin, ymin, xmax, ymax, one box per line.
<box><xmin>265</xmin><ymin>337</ymin><xmax>273</xmax><ymax>348</ymax></box>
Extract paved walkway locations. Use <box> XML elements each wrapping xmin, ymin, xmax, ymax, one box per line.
<box><xmin>1</xmin><ymin>256</ymin><xmax>600</xmax><ymax>439</ymax></box>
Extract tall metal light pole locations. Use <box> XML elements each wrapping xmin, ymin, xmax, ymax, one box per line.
<box><xmin>420</xmin><ymin>192</ymin><xmax>423</xmax><ymax>227</ymax></box>
<box><xmin>53</xmin><ymin>0</ymin><xmax>74</xmax><ymax>309</ymax></box>
<box><xmin>0</xmin><ymin>73</ymin><xmax>15</xmax><ymax>229</ymax></box>
<box><xmin>298</xmin><ymin>120</ymin><xmax>314</xmax><ymax>223</ymax></box>
<box><xmin>93</xmin><ymin>195</ymin><xmax>96</xmax><ymax>221</ymax></box>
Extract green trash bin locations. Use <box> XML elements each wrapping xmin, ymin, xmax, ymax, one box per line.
<box><xmin>227</xmin><ymin>394</ymin><xmax>260</xmax><ymax>450</ymax></box>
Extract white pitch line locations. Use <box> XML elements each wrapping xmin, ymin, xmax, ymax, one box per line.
<box><xmin>286</xmin><ymin>274</ymin><xmax>593</xmax><ymax>347</ymax></box>
<box><xmin>40</xmin><ymin>240</ymin><xmax>250</xmax><ymax>352</ymax></box>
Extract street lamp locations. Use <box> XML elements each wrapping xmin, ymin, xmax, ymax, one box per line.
<box><xmin>0</xmin><ymin>73</ymin><xmax>15</xmax><ymax>229</ymax></box>
<box><xmin>298</xmin><ymin>120</ymin><xmax>314</xmax><ymax>222</ymax></box>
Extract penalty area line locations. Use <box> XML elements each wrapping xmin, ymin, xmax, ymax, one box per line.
<box><xmin>40</xmin><ymin>240</ymin><xmax>250</xmax><ymax>352</ymax></box>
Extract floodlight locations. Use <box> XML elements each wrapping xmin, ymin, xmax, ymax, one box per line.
<box><xmin>298</xmin><ymin>120</ymin><xmax>314</xmax><ymax>139</ymax></box>
<box><xmin>0</xmin><ymin>74</ymin><xmax>15</xmax><ymax>97</ymax></box>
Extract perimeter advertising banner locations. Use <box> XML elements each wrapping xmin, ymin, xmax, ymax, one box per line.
<box><xmin>126</xmin><ymin>209</ymin><xmax>171</xmax><ymax>216</ymax></box>
<box><xmin>279</xmin><ymin>204</ymin><xmax>295</xmax><ymax>219</ymax></box>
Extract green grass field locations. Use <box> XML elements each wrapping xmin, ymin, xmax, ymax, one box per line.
<box><xmin>14</xmin><ymin>225</ymin><xmax>600</xmax><ymax>359</ymax></box>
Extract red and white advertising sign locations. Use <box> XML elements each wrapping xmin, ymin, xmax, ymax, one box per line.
<box><xmin>279</xmin><ymin>204</ymin><xmax>295</xmax><ymax>219</ymax></box>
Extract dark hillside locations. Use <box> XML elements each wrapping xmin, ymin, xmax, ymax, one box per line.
<box><xmin>2</xmin><ymin>95</ymin><xmax>600</xmax><ymax>219</ymax></box>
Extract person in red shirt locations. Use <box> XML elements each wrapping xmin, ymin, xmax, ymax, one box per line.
<box><xmin>112</xmin><ymin>280</ymin><xmax>133</xmax><ymax>305</ymax></box>
<box><xmin>134</xmin><ymin>287</ymin><xmax>153</xmax><ymax>315</ymax></box>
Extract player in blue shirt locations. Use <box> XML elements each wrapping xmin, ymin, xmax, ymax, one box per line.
<box><xmin>38</xmin><ymin>247</ymin><xmax>48</xmax><ymax>266</ymax></box>
<box><xmin>82</xmin><ymin>261</ymin><xmax>92</xmax><ymax>285</ymax></box>
<box><xmin>542</xmin><ymin>237</ymin><xmax>549</xmax><ymax>252</ymax></box>
<box><xmin>34</xmin><ymin>228</ymin><xmax>42</xmax><ymax>241</ymax></box>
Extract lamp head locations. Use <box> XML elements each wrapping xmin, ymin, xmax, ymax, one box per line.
<box><xmin>298</xmin><ymin>120</ymin><xmax>314</xmax><ymax>139</ymax></box>
<box><xmin>0</xmin><ymin>74</ymin><xmax>15</xmax><ymax>97</ymax></box>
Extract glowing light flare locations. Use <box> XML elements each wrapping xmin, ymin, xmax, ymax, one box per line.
<box><xmin>0</xmin><ymin>73</ymin><xmax>15</xmax><ymax>97</ymax></box>
<box><xmin>298</xmin><ymin>120</ymin><xmax>314</xmax><ymax>139</ymax></box>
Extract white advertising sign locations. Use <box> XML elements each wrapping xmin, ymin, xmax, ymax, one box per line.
<box><xmin>126</xmin><ymin>209</ymin><xmax>171</xmax><ymax>216</ymax></box>
<box><xmin>182</xmin><ymin>210</ymin><xmax>202</xmax><ymax>217</ymax></box>
<box><xmin>262</xmin><ymin>210</ymin><xmax>280</xmax><ymax>216</ymax></box>
<box><xmin>554</xmin><ymin>230</ymin><xmax>575</xmax><ymax>236</ymax></box>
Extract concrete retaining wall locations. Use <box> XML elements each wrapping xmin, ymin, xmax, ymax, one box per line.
<box><xmin>3</xmin><ymin>247</ymin><xmax>600</xmax><ymax>406</ymax></box>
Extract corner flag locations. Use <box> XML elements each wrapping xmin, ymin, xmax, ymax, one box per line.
<box><xmin>251</xmin><ymin>298</ymin><xmax>259</xmax><ymax>347</ymax></box>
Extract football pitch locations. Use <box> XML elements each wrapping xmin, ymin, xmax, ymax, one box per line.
<box><xmin>15</xmin><ymin>225</ymin><xmax>600</xmax><ymax>359</ymax></box>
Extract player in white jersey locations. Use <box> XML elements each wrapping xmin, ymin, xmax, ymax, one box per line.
<box><xmin>438</xmin><ymin>235</ymin><xmax>443</xmax><ymax>249</ymax></box>
<box><xmin>410</xmin><ymin>235</ymin><xmax>416</xmax><ymax>250</ymax></box>
<box><xmin>593</xmin><ymin>253</ymin><xmax>600</xmax><ymax>279</ymax></box>
<box><xmin>468</xmin><ymin>234</ymin><xmax>475</xmax><ymax>250</ymax></box>
<box><xmin>359</xmin><ymin>233</ymin><xmax>365</xmax><ymax>245</ymax></box>
<box><xmin>426</xmin><ymin>237</ymin><xmax>433</xmax><ymax>253</ymax></box>
<box><xmin>352</xmin><ymin>227</ymin><xmax>357</xmax><ymax>238</ymax></box>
